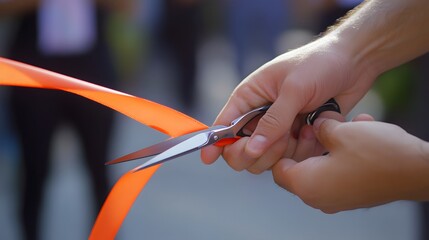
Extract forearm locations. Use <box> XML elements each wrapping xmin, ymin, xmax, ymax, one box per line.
<box><xmin>328</xmin><ymin>0</ymin><xmax>429</xmax><ymax>78</ymax></box>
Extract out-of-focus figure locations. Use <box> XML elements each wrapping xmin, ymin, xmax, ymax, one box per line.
<box><xmin>225</xmin><ymin>0</ymin><xmax>290</xmax><ymax>79</ymax></box>
<box><xmin>1</xmin><ymin>1</ymin><xmax>117</xmax><ymax>239</ymax></box>
<box><xmin>158</xmin><ymin>0</ymin><xmax>202</xmax><ymax>111</ymax></box>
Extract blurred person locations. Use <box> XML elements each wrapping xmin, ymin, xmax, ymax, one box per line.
<box><xmin>225</xmin><ymin>0</ymin><xmax>290</xmax><ymax>79</ymax></box>
<box><xmin>157</xmin><ymin>0</ymin><xmax>202</xmax><ymax>111</ymax></box>
<box><xmin>201</xmin><ymin>0</ymin><xmax>429</xmax><ymax>216</ymax></box>
<box><xmin>0</xmin><ymin>0</ymin><xmax>118</xmax><ymax>239</ymax></box>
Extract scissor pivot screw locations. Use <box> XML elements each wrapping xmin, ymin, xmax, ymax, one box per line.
<box><xmin>213</xmin><ymin>135</ymin><xmax>219</xmax><ymax>141</ymax></box>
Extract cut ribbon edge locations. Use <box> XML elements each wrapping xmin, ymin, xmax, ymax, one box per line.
<box><xmin>0</xmin><ymin>57</ymin><xmax>208</xmax><ymax>239</ymax></box>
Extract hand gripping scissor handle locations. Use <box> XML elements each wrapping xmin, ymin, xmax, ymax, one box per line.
<box><xmin>231</xmin><ymin>98</ymin><xmax>341</xmax><ymax>130</ymax></box>
<box><xmin>306</xmin><ymin>98</ymin><xmax>341</xmax><ymax>125</ymax></box>
<box><xmin>215</xmin><ymin>98</ymin><xmax>341</xmax><ymax>146</ymax></box>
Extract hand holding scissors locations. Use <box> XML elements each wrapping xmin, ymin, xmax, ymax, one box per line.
<box><xmin>107</xmin><ymin>99</ymin><xmax>340</xmax><ymax>171</ymax></box>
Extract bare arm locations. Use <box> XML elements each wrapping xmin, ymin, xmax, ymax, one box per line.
<box><xmin>201</xmin><ymin>0</ymin><xmax>429</xmax><ymax>174</ymax></box>
<box><xmin>329</xmin><ymin>0</ymin><xmax>429</xmax><ymax>81</ymax></box>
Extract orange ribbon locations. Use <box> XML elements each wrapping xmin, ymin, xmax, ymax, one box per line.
<box><xmin>0</xmin><ymin>57</ymin><xmax>208</xmax><ymax>239</ymax></box>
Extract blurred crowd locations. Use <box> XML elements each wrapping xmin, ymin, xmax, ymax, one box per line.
<box><xmin>0</xmin><ymin>0</ymin><xmax>428</xmax><ymax>239</ymax></box>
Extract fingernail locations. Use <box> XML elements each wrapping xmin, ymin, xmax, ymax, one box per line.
<box><xmin>301</xmin><ymin>125</ymin><xmax>316</xmax><ymax>140</ymax></box>
<box><xmin>246</xmin><ymin>135</ymin><xmax>267</xmax><ymax>157</ymax></box>
<box><xmin>313</xmin><ymin>118</ymin><xmax>328</xmax><ymax>132</ymax></box>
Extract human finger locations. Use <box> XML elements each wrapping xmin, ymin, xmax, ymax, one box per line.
<box><xmin>246</xmin><ymin>132</ymin><xmax>293</xmax><ymax>174</ymax></box>
<box><xmin>271</xmin><ymin>158</ymin><xmax>299</xmax><ymax>194</ymax></box>
<box><xmin>291</xmin><ymin>125</ymin><xmax>318</xmax><ymax>161</ymax></box>
<box><xmin>292</xmin><ymin>110</ymin><xmax>344</xmax><ymax>161</ymax></box>
<box><xmin>212</xmin><ymin>67</ymin><xmax>280</xmax><ymax>127</ymax></box>
<box><xmin>243</xmin><ymin>88</ymin><xmax>303</xmax><ymax>159</ymax></box>
<box><xmin>201</xmin><ymin>145</ymin><xmax>222</xmax><ymax>165</ymax></box>
<box><xmin>312</xmin><ymin>118</ymin><xmax>342</xmax><ymax>151</ymax></box>
<box><xmin>221</xmin><ymin>137</ymin><xmax>254</xmax><ymax>171</ymax></box>
<box><xmin>352</xmin><ymin>113</ymin><xmax>375</xmax><ymax>122</ymax></box>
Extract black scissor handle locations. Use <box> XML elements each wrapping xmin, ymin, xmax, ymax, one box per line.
<box><xmin>230</xmin><ymin>98</ymin><xmax>340</xmax><ymax>138</ymax></box>
<box><xmin>305</xmin><ymin>98</ymin><xmax>341</xmax><ymax>125</ymax></box>
<box><xmin>233</xmin><ymin>105</ymin><xmax>271</xmax><ymax>137</ymax></box>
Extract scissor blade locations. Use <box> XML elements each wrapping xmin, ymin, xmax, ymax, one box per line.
<box><xmin>133</xmin><ymin>132</ymin><xmax>211</xmax><ymax>172</ymax></box>
<box><xmin>106</xmin><ymin>126</ymin><xmax>226</xmax><ymax>165</ymax></box>
<box><xmin>106</xmin><ymin>133</ymin><xmax>198</xmax><ymax>165</ymax></box>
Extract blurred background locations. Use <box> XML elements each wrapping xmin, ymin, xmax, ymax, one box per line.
<box><xmin>0</xmin><ymin>0</ymin><xmax>428</xmax><ymax>239</ymax></box>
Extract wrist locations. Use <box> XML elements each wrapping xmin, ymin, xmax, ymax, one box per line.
<box><xmin>401</xmin><ymin>139</ymin><xmax>429</xmax><ymax>202</ymax></box>
<box><xmin>420</xmin><ymin>141</ymin><xmax>429</xmax><ymax>164</ymax></box>
<box><xmin>418</xmin><ymin>141</ymin><xmax>429</xmax><ymax>200</ymax></box>
<box><xmin>327</xmin><ymin>0</ymin><xmax>429</xmax><ymax>79</ymax></box>
<box><xmin>325</xmin><ymin>4</ymin><xmax>385</xmax><ymax>81</ymax></box>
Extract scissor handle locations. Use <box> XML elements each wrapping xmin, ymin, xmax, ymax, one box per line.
<box><xmin>214</xmin><ymin>137</ymin><xmax>239</xmax><ymax>147</ymax></box>
<box><xmin>233</xmin><ymin>98</ymin><xmax>341</xmax><ymax>135</ymax></box>
<box><xmin>214</xmin><ymin>99</ymin><xmax>340</xmax><ymax>147</ymax></box>
<box><xmin>306</xmin><ymin>98</ymin><xmax>341</xmax><ymax>125</ymax></box>
<box><xmin>231</xmin><ymin>105</ymin><xmax>271</xmax><ymax>137</ymax></box>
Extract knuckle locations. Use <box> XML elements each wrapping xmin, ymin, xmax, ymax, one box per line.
<box><xmin>319</xmin><ymin>121</ymin><xmax>341</xmax><ymax>147</ymax></box>
<box><xmin>259</xmin><ymin>111</ymin><xmax>283</xmax><ymax>131</ymax></box>
<box><xmin>226</xmin><ymin>162</ymin><xmax>244</xmax><ymax>172</ymax></box>
<box><xmin>320</xmin><ymin>208</ymin><xmax>338</xmax><ymax>214</ymax></box>
<box><xmin>247</xmin><ymin>167</ymin><xmax>264</xmax><ymax>175</ymax></box>
<box><xmin>272</xmin><ymin>166</ymin><xmax>290</xmax><ymax>190</ymax></box>
<box><xmin>290</xmin><ymin>181</ymin><xmax>324</xmax><ymax>210</ymax></box>
<box><xmin>224</xmin><ymin>158</ymin><xmax>244</xmax><ymax>172</ymax></box>
<box><xmin>273</xmin><ymin>176</ymin><xmax>284</xmax><ymax>190</ymax></box>
<box><xmin>222</xmin><ymin>154</ymin><xmax>243</xmax><ymax>172</ymax></box>
<box><xmin>298</xmin><ymin>189</ymin><xmax>340</xmax><ymax>214</ymax></box>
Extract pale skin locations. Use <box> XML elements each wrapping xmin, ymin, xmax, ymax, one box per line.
<box><xmin>201</xmin><ymin>0</ymin><xmax>429</xmax><ymax>212</ymax></box>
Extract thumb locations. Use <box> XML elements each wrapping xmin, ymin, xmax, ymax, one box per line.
<box><xmin>312</xmin><ymin>118</ymin><xmax>342</xmax><ymax>151</ymax></box>
<box><xmin>245</xmin><ymin>98</ymin><xmax>301</xmax><ymax>158</ymax></box>
<box><xmin>272</xmin><ymin>158</ymin><xmax>298</xmax><ymax>193</ymax></box>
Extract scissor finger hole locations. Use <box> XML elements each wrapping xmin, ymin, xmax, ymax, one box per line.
<box><xmin>237</xmin><ymin>114</ymin><xmax>263</xmax><ymax>137</ymax></box>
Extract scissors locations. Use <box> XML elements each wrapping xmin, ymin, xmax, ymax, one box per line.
<box><xmin>106</xmin><ymin>98</ymin><xmax>340</xmax><ymax>171</ymax></box>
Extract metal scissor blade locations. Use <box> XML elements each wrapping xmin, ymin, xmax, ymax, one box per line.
<box><xmin>106</xmin><ymin>126</ymin><xmax>225</xmax><ymax>165</ymax></box>
<box><xmin>106</xmin><ymin>133</ymin><xmax>198</xmax><ymax>165</ymax></box>
<box><xmin>133</xmin><ymin>132</ymin><xmax>211</xmax><ymax>172</ymax></box>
